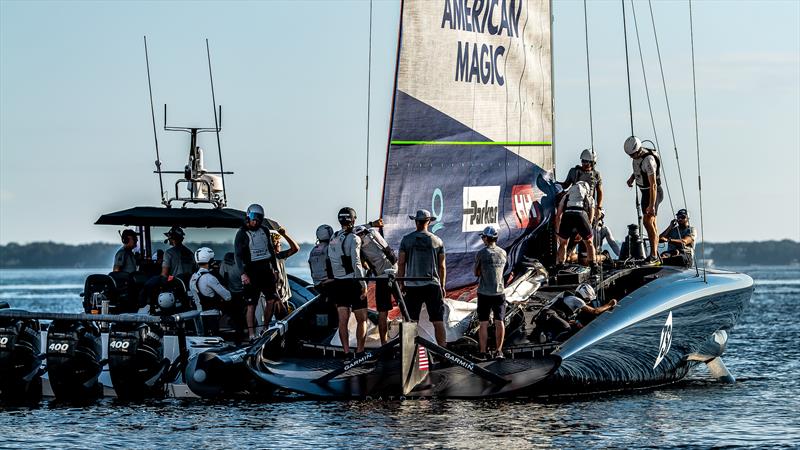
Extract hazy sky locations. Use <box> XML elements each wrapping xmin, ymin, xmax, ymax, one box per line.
<box><xmin>1</xmin><ymin>0</ymin><xmax>798</xmax><ymax>245</ymax></box>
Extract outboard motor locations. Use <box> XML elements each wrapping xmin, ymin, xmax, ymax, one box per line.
<box><xmin>108</xmin><ymin>323</ymin><xmax>168</xmax><ymax>400</ymax></box>
<box><xmin>0</xmin><ymin>316</ymin><xmax>42</xmax><ymax>403</ymax></box>
<box><xmin>46</xmin><ymin>320</ymin><xmax>103</xmax><ymax>402</ymax></box>
<box><xmin>619</xmin><ymin>224</ymin><xmax>646</xmax><ymax>261</ymax></box>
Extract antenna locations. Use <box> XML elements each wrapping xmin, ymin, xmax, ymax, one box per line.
<box><xmin>206</xmin><ymin>39</ymin><xmax>228</xmax><ymax>207</ymax></box>
<box><xmin>144</xmin><ymin>36</ymin><xmax>166</xmax><ymax>205</ymax></box>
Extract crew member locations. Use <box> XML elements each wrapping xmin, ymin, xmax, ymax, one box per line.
<box><xmin>561</xmin><ymin>148</ymin><xmax>604</xmax><ymax>212</ymax></box>
<box><xmin>397</xmin><ymin>209</ymin><xmax>448</xmax><ymax>347</ymax></box>
<box><xmin>593</xmin><ymin>210</ymin><xmax>621</xmax><ymax>258</ymax></box>
<box><xmin>270</xmin><ymin>228</ymin><xmax>300</xmax><ymax>320</ymax></box>
<box><xmin>220</xmin><ymin>252</ymin><xmax>246</xmax><ymax>343</ymax></box>
<box><xmin>327</xmin><ymin>207</ymin><xmax>368</xmax><ymax>355</ymax></box>
<box><xmin>625</xmin><ymin>136</ymin><xmax>664</xmax><ymax>265</ymax></box>
<box><xmin>189</xmin><ymin>247</ymin><xmax>231</xmax><ymax>335</ymax></box>
<box><xmin>234</xmin><ymin>203</ymin><xmax>280</xmax><ymax>342</ymax></box>
<box><xmin>162</xmin><ymin>226</ymin><xmax>196</xmax><ymax>282</ymax></box>
<box><xmin>113</xmin><ymin>229</ymin><xmax>139</xmax><ymax>274</ymax></box>
<box><xmin>354</xmin><ymin>223</ymin><xmax>398</xmax><ymax>345</ymax></box>
<box><xmin>659</xmin><ymin>208</ymin><xmax>697</xmax><ymax>267</ymax></box>
<box><xmin>534</xmin><ymin>283</ymin><xmax>617</xmax><ymax>342</ymax></box>
<box><xmin>474</xmin><ymin>226</ymin><xmax>508</xmax><ymax>358</ymax></box>
<box><xmin>554</xmin><ymin>181</ymin><xmax>596</xmax><ymax>268</ymax></box>
<box><xmin>308</xmin><ymin>224</ymin><xmax>335</xmax><ymax>298</ymax></box>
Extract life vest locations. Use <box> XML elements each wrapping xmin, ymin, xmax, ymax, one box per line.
<box><xmin>246</xmin><ymin>228</ymin><xmax>272</xmax><ymax>262</ymax></box>
<box><xmin>308</xmin><ymin>241</ymin><xmax>334</xmax><ymax>286</ymax></box>
<box><xmin>635</xmin><ymin>148</ymin><xmax>662</xmax><ymax>189</ymax></box>
<box><xmin>192</xmin><ymin>272</ymin><xmax>225</xmax><ymax>311</ymax></box>
<box><xmin>565</xmin><ymin>182</ymin><xmax>591</xmax><ymax>212</ymax></box>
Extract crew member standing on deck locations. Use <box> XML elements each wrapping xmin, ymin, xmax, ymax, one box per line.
<box><xmin>554</xmin><ymin>181</ymin><xmax>596</xmax><ymax>268</ymax></box>
<box><xmin>561</xmin><ymin>149</ymin><xmax>604</xmax><ymax>214</ymax></box>
<box><xmin>474</xmin><ymin>226</ymin><xmax>508</xmax><ymax>358</ymax></box>
<box><xmin>308</xmin><ymin>225</ymin><xmax>335</xmax><ymax>303</ymax></box>
<box><xmin>397</xmin><ymin>209</ymin><xmax>448</xmax><ymax>348</ymax></box>
<box><xmin>234</xmin><ymin>204</ymin><xmax>280</xmax><ymax>342</ymax></box>
<box><xmin>328</xmin><ymin>207</ymin><xmax>368</xmax><ymax>355</ymax></box>
<box><xmin>354</xmin><ymin>224</ymin><xmax>398</xmax><ymax>345</ymax></box>
<box><xmin>625</xmin><ymin>136</ymin><xmax>664</xmax><ymax>265</ymax></box>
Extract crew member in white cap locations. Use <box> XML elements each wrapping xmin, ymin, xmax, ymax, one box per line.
<box><xmin>474</xmin><ymin>226</ymin><xmax>508</xmax><ymax>358</ymax></box>
<box><xmin>397</xmin><ymin>209</ymin><xmax>447</xmax><ymax>347</ymax></box>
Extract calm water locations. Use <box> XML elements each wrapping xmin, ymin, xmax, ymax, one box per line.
<box><xmin>1</xmin><ymin>266</ymin><xmax>798</xmax><ymax>449</ymax></box>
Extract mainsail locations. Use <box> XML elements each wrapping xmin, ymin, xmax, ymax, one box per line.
<box><xmin>381</xmin><ymin>0</ymin><xmax>557</xmax><ymax>289</ymax></box>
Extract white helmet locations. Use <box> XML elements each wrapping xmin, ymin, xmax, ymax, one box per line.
<box><xmin>315</xmin><ymin>224</ymin><xmax>334</xmax><ymax>242</ymax></box>
<box><xmin>158</xmin><ymin>292</ymin><xmax>176</xmax><ymax>309</ymax></box>
<box><xmin>624</xmin><ymin>136</ymin><xmax>642</xmax><ymax>155</ymax></box>
<box><xmin>194</xmin><ymin>247</ymin><xmax>214</xmax><ymax>264</ymax></box>
<box><xmin>580</xmin><ymin>149</ymin><xmax>595</xmax><ymax>162</ymax></box>
<box><xmin>575</xmin><ymin>283</ymin><xmax>597</xmax><ymax>302</ymax></box>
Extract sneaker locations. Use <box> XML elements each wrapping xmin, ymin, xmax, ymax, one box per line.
<box><xmin>643</xmin><ymin>255</ymin><xmax>662</xmax><ymax>266</ymax></box>
<box><xmin>494</xmin><ymin>352</ymin><xmax>506</xmax><ymax>360</ymax></box>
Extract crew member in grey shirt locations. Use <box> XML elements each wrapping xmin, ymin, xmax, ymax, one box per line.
<box><xmin>659</xmin><ymin>209</ymin><xmax>697</xmax><ymax>267</ymax></box>
<box><xmin>161</xmin><ymin>226</ymin><xmax>196</xmax><ymax>283</ymax></box>
<box><xmin>354</xmin><ymin>224</ymin><xmax>398</xmax><ymax>345</ymax></box>
<box><xmin>397</xmin><ymin>209</ymin><xmax>447</xmax><ymax>347</ymax></box>
<box><xmin>113</xmin><ymin>229</ymin><xmax>139</xmax><ymax>274</ymax></box>
<box><xmin>474</xmin><ymin>226</ymin><xmax>508</xmax><ymax>357</ymax></box>
<box><xmin>593</xmin><ymin>211</ymin><xmax>621</xmax><ymax>259</ymax></box>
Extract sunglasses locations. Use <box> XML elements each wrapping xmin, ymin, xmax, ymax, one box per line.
<box><xmin>676</xmin><ymin>215</ymin><xmax>687</xmax><ymax>219</ymax></box>
<box><xmin>581</xmin><ymin>160</ymin><xmax>593</xmax><ymax>164</ymax></box>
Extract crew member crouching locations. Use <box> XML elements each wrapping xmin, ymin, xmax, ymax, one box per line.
<box><xmin>190</xmin><ymin>247</ymin><xmax>231</xmax><ymax>336</ymax></box>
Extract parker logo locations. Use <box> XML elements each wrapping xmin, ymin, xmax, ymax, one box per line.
<box><xmin>462</xmin><ymin>186</ymin><xmax>500</xmax><ymax>232</ymax></box>
<box><xmin>511</xmin><ymin>184</ymin><xmax>542</xmax><ymax>229</ymax></box>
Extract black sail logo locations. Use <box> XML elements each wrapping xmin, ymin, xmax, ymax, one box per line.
<box><xmin>653</xmin><ymin>311</ymin><xmax>673</xmax><ymax>370</ymax></box>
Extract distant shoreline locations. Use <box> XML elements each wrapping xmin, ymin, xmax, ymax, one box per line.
<box><xmin>0</xmin><ymin>240</ymin><xmax>797</xmax><ymax>269</ymax></box>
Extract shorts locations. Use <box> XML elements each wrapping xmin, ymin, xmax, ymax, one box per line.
<box><xmin>404</xmin><ymin>284</ymin><xmax>444</xmax><ymax>322</ymax></box>
<box><xmin>375</xmin><ymin>278</ymin><xmax>396</xmax><ymax>313</ymax></box>
<box><xmin>477</xmin><ymin>294</ymin><xmax>506</xmax><ymax>322</ymax></box>
<box><xmin>640</xmin><ymin>185</ymin><xmax>664</xmax><ymax>215</ymax></box>
<box><xmin>243</xmin><ymin>267</ymin><xmax>277</xmax><ymax>306</ymax></box>
<box><xmin>331</xmin><ymin>279</ymin><xmax>367</xmax><ymax>310</ymax></box>
<box><xmin>558</xmin><ymin>211</ymin><xmax>592</xmax><ymax>240</ymax></box>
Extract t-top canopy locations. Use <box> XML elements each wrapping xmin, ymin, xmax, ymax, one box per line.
<box><xmin>94</xmin><ymin>206</ymin><xmax>247</xmax><ymax>229</ymax></box>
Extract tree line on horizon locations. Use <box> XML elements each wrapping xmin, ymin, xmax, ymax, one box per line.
<box><xmin>0</xmin><ymin>240</ymin><xmax>797</xmax><ymax>269</ymax></box>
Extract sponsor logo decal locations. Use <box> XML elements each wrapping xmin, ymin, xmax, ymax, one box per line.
<box><xmin>462</xmin><ymin>186</ymin><xmax>500</xmax><ymax>232</ymax></box>
<box><xmin>431</xmin><ymin>188</ymin><xmax>444</xmax><ymax>234</ymax></box>
<box><xmin>344</xmin><ymin>351</ymin><xmax>373</xmax><ymax>371</ymax></box>
<box><xmin>444</xmin><ymin>352</ymin><xmax>475</xmax><ymax>371</ymax></box>
<box><xmin>653</xmin><ymin>311</ymin><xmax>673</xmax><ymax>369</ymax></box>
<box><xmin>511</xmin><ymin>184</ymin><xmax>543</xmax><ymax>229</ymax></box>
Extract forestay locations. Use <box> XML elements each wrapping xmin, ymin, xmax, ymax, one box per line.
<box><xmin>381</xmin><ymin>0</ymin><xmax>558</xmax><ymax>289</ymax></box>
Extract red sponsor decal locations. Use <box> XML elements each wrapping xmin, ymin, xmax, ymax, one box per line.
<box><xmin>511</xmin><ymin>184</ymin><xmax>541</xmax><ymax>229</ymax></box>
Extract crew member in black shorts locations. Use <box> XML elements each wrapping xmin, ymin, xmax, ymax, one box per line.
<box><xmin>555</xmin><ymin>181</ymin><xmax>596</xmax><ymax>268</ymax></box>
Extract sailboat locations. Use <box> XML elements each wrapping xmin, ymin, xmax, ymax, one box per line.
<box><xmin>247</xmin><ymin>0</ymin><xmax>753</xmax><ymax>398</ymax></box>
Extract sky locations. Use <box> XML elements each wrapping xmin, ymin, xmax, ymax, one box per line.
<box><xmin>1</xmin><ymin>0</ymin><xmax>798</xmax><ymax>245</ymax></box>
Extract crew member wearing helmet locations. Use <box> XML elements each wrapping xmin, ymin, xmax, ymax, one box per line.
<box><xmin>561</xmin><ymin>148</ymin><xmax>604</xmax><ymax>212</ymax></box>
<box><xmin>113</xmin><ymin>229</ymin><xmax>140</xmax><ymax>274</ymax></box>
<box><xmin>474</xmin><ymin>226</ymin><xmax>508</xmax><ymax>358</ymax></box>
<box><xmin>234</xmin><ymin>203</ymin><xmax>283</xmax><ymax>341</ymax></box>
<box><xmin>162</xmin><ymin>226</ymin><xmax>196</xmax><ymax>282</ymax></box>
<box><xmin>354</xmin><ymin>223</ymin><xmax>398</xmax><ymax>345</ymax></box>
<box><xmin>625</xmin><ymin>136</ymin><xmax>664</xmax><ymax>264</ymax></box>
<box><xmin>308</xmin><ymin>224</ymin><xmax>335</xmax><ymax>296</ymax></box>
<box><xmin>658</xmin><ymin>208</ymin><xmax>696</xmax><ymax>267</ymax></box>
<box><xmin>189</xmin><ymin>247</ymin><xmax>231</xmax><ymax>335</ymax></box>
<box><xmin>534</xmin><ymin>283</ymin><xmax>617</xmax><ymax>342</ymax></box>
<box><xmin>554</xmin><ymin>181</ymin><xmax>596</xmax><ymax>268</ymax></box>
<box><xmin>328</xmin><ymin>207</ymin><xmax>369</xmax><ymax>355</ymax></box>
<box><xmin>397</xmin><ymin>209</ymin><xmax>448</xmax><ymax>347</ymax></box>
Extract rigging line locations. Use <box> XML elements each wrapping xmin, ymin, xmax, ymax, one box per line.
<box><xmin>144</xmin><ymin>36</ymin><xmax>165</xmax><ymax>204</ymax></box>
<box><xmin>631</xmin><ymin>1</ymin><xmax>676</xmax><ymax>219</ymax></box>
<box><xmin>205</xmin><ymin>39</ymin><xmax>227</xmax><ymax>207</ymax></box>
<box><xmin>647</xmin><ymin>0</ymin><xmax>688</xmax><ymax>210</ymax></box>
<box><xmin>622</xmin><ymin>0</ymin><xmax>642</xmax><ymax>239</ymax></box>
<box><xmin>688</xmin><ymin>0</ymin><xmax>707</xmax><ymax>281</ymax></box>
<box><xmin>364</xmin><ymin>0</ymin><xmax>373</xmax><ymax>220</ymax></box>
<box><xmin>583</xmin><ymin>0</ymin><xmax>595</xmax><ymax>153</ymax></box>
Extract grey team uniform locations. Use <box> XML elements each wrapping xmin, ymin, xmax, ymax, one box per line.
<box><xmin>189</xmin><ymin>268</ymin><xmax>231</xmax><ymax>312</ymax></box>
<box><xmin>399</xmin><ymin>230</ymin><xmax>445</xmax><ymax>322</ymax></box>
<box><xmin>328</xmin><ymin>231</ymin><xmax>368</xmax><ymax>310</ymax></box>
<box><xmin>360</xmin><ymin>228</ymin><xmax>398</xmax><ymax>312</ymax></box>
<box><xmin>665</xmin><ymin>225</ymin><xmax>697</xmax><ymax>265</ymax></box>
<box><xmin>163</xmin><ymin>244</ymin><xmax>195</xmax><ymax>281</ymax></box>
<box><xmin>234</xmin><ymin>225</ymin><xmax>279</xmax><ymax>306</ymax></box>
<box><xmin>475</xmin><ymin>245</ymin><xmax>508</xmax><ymax>322</ymax></box>
<box><xmin>632</xmin><ymin>149</ymin><xmax>663</xmax><ymax>213</ymax></box>
<box><xmin>114</xmin><ymin>247</ymin><xmax>138</xmax><ymax>274</ymax></box>
<box><xmin>562</xmin><ymin>166</ymin><xmax>602</xmax><ymax>201</ymax></box>
<box><xmin>308</xmin><ymin>240</ymin><xmax>333</xmax><ymax>301</ymax></box>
